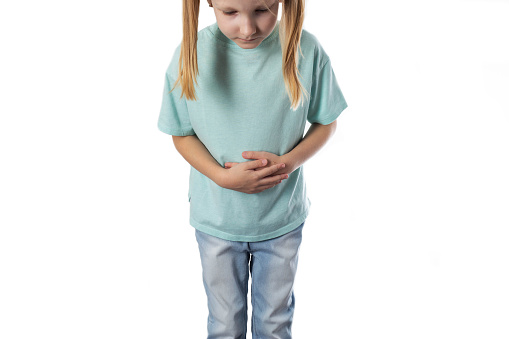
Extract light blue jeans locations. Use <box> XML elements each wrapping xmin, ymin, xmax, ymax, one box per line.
<box><xmin>194</xmin><ymin>222</ymin><xmax>305</xmax><ymax>339</ymax></box>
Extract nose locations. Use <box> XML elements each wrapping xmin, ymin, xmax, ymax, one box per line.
<box><xmin>239</xmin><ymin>15</ymin><xmax>256</xmax><ymax>38</ymax></box>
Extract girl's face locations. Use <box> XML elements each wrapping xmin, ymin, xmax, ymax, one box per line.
<box><xmin>209</xmin><ymin>0</ymin><xmax>280</xmax><ymax>49</ymax></box>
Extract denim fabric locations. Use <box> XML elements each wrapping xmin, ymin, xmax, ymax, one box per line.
<box><xmin>194</xmin><ymin>222</ymin><xmax>305</xmax><ymax>339</ymax></box>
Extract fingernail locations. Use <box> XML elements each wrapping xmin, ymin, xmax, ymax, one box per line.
<box><xmin>281</xmin><ymin>164</ymin><xmax>285</xmax><ymax>168</ymax></box>
<box><xmin>261</xmin><ymin>159</ymin><xmax>267</xmax><ymax>165</ymax></box>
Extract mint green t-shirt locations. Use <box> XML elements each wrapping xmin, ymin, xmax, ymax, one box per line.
<box><xmin>158</xmin><ymin>21</ymin><xmax>347</xmax><ymax>242</ymax></box>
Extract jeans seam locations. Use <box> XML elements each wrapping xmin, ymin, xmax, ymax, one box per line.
<box><xmin>251</xmin><ymin>282</ymin><xmax>256</xmax><ymax>339</ymax></box>
<box><xmin>244</xmin><ymin>256</ymin><xmax>249</xmax><ymax>338</ymax></box>
<box><xmin>251</xmin><ymin>255</ymin><xmax>256</xmax><ymax>339</ymax></box>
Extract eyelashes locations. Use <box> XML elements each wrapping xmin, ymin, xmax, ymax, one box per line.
<box><xmin>223</xmin><ymin>9</ymin><xmax>270</xmax><ymax>16</ymax></box>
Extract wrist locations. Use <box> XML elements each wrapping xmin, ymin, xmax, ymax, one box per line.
<box><xmin>280</xmin><ymin>153</ymin><xmax>298</xmax><ymax>174</ymax></box>
<box><xmin>213</xmin><ymin>167</ymin><xmax>228</xmax><ymax>188</ymax></box>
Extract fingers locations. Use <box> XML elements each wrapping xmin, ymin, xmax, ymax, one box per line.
<box><xmin>256</xmin><ymin>162</ymin><xmax>286</xmax><ymax>178</ymax></box>
<box><xmin>251</xmin><ymin>178</ymin><xmax>284</xmax><ymax>193</ymax></box>
<box><xmin>256</xmin><ymin>173</ymin><xmax>289</xmax><ymax>192</ymax></box>
<box><xmin>242</xmin><ymin>151</ymin><xmax>269</xmax><ymax>159</ymax></box>
<box><xmin>224</xmin><ymin>162</ymin><xmax>239</xmax><ymax>168</ymax></box>
<box><xmin>244</xmin><ymin>159</ymin><xmax>268</xmax><ymax>170</ymax></box>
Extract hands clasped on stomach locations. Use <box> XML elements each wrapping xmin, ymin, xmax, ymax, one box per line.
<box><xmin>219</xmin><ymin>151</ymin><xmax>292</xmax><ymax>194</ymax></box>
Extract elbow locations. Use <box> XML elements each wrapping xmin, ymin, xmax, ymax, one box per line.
<box><xmin>172</xmin><ymin>135</ymin><xmax>180</xmax><ymax>146</ymax></box>
<box><xmin>172</xmin><ymin>134</ymin><xmax>188</xmax><ymax>142</ymax></box>
<box><xmin>328</xmin><ymin>119</ymin><xmax>338</xmax><ymax>136</ymax></box>
<box><xmin>172</xmin><ymin>135</ymin><xmax>187</xmax><ymax>148</ymax></box>
<box><xmin>172</xmin><ymin>134</ymin><xmax>197</xmax><ymax>150</ymax></box>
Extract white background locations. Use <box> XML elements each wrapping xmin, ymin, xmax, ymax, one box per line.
<box><xmin>1</xmin><ymin>0</ymin><xmax>508</xmax><ymax>338</ymax></box>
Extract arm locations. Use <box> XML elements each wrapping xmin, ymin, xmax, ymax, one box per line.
<box><xmin>237</xmin><ymin>120</ymin><xmax>337</xmax><ymax>175</ymax></box>
<box><xmin>172</xmin><ymin>135</ymin><xmax>288</xmax><ymax>193</ymax></box>
<box><xmin>281</xmin><ymin>120</ymin><xmax>337</xmax><ymax>173</ymax></box>
<box><xmin>172</xmin><ymin>135</ymin><xmax>224</xmax><ymax>185</ymax></box>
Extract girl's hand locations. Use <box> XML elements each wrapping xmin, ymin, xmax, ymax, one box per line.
<box><xmin>225</xmin><ymin>151</ymin><xmax>294</xmax><ymax>176</ymax></box>
<box><xmin>219</xmin><ymin>158</ymin><xmax>289</xmax><ymax>194</ymax></box>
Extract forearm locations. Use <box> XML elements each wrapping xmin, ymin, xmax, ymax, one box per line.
<box><xmin>282</xmin><ymin>120</ymin><xmax>337</xmax><ymax>172</ymax></box>
<box><xmin>172</xmin><ymin>135</ymin><xmax>225</xmax><ymax>186</ymax></box>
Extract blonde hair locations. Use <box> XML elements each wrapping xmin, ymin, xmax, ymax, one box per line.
<box><xmin>172</xmin><ymin>0</ymin><xmax>308</xmax><ymax>110</ymax></box>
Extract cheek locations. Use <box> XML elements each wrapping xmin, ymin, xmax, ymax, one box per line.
<box><xmin>260</xmin><ymin>16</ymin><xmax>278</xmax><ymax>33</ymax></box>
<box><xmin>215</xmin><ymin>12</ymin><xmax>235</xmax><ymax>33</ymax></box>
<box><xmin>216</xmin><ymin>19</ymin><xmax>235</xmax><ymax>36</ymax></box>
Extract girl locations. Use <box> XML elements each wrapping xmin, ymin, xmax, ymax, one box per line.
<box><xmin>158</xmin><ymin>0</ymin><xmax>348</xmax><ymax>337</ymax></box>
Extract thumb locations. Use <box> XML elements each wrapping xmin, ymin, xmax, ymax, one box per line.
<box><xmin>244</xmin><ymin>158</ymin><xmax>267</xmax><ymax>170</ymax></box>
<box><xmin>224</xmin><ymin>162</ymin><xmax>239</xmax><ymax>168</ymax></box>
<box><xmin>242</xmin><ymin>151</ymin><xmax>268</xmax><ymax>159</ymax></box>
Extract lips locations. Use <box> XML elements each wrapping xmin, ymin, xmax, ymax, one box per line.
<box><xmin>239</xmin><ymin>38</ymin><xmax>257</xmax><ymax>42</ymax></box>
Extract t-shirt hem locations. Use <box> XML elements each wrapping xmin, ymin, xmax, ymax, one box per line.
<box><xmin>158</xmin><ymin>121</ymin><xmax>195</xmax><ymax>136</ymax></box>
<box><xmin>312</xmin><ymin>102</ymin><xmax>348</xmax><ymax>126</ymax></box>
<box><xmin>189</xmin><ymin>210</ymin><xmax>309</xmax><ymax>242</ymax></box>
<box><xmin>321</xmin><ymin>103</ymin><xmax>348</xmax><ymax>125</ymax></box>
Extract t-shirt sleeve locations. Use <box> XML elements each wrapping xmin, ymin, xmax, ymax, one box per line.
<box><xmin>157</xmin><ymin>50</ymin><xmax>195</xmax><ymax>136</ymax></box>
<box><xmin>307</xmin><ymin>57</ymin><xmax>348</xmax><ymax>125</ymax></box>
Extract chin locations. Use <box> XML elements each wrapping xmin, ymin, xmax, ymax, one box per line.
<box><xmin>235</xmin><ymin>41</ymin><xmax>262</xmax><ymax>49</ymax></box>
